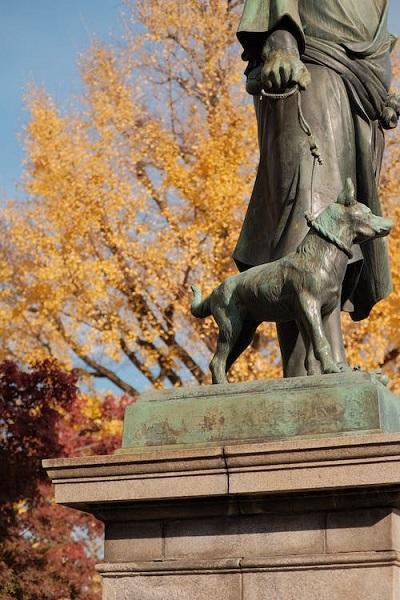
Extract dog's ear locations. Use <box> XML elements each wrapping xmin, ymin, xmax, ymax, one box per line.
<box><xmin>337</xmin><ymin>178</ymin><xmax>356</xmax><ymax>207</ymax></box>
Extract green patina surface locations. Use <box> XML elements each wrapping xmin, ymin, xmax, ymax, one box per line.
<box><xmin>121</xmin><ymin>373</ymin><xmax>400</xmax><ymax>451</ymax></box>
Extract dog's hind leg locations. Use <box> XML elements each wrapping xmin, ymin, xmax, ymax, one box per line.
<box><xmin>210</xmin><ymin>330</ymin><xmax>236</xmax><ymax>384</ymax></box>
<box><xmin>210</xmin><ymin>307</ymin><xmax>242</xmax><ymax>384</ymax></box>
<box><xmin>225</xmin><ymin>320</ymin><xmax>258</xmax><ymax>375</ymax></box>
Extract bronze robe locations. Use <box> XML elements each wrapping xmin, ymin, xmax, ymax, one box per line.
<box><xmin>234</xmin><ymin>0</ymin><xmax>396</xmax><ymax>321</ymax></box>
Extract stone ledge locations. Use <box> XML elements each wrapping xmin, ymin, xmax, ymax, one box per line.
<box><xmin>43</xmin><ymin>434</ymin><xmax>400</xmax><ymax>509</ymax></box>
<box><xmin>96</xmin><ymin>551</ymin><xmax>400</xmax><ymax>576</ymax></box>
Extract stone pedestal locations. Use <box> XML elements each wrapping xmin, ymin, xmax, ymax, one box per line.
<box><xmin>44</xmin><ymin>432</ymin><xmax>400</xmax><ymax>599</ymax></box>
<box><xmin>43</xmin><ymin>374</ymin><xmax>400</xmax><ymax>598</ymax></box>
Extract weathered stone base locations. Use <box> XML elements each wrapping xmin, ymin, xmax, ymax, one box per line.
<box><xmin>121</xmin><ymin>373</ymin><xmax>400</xmax><ymax>450</ymax></box>
<box><xmin>98</xmin><ymin>501</ymin><xmax>400</xmax><ymax>599</ymax></box>
<box><xmin>44</xmin><ymin>433</ymin><xmax>400</xmax><ymax>599</ymax></box>
<box><xmin>99</xmin><ymin>555</ymin><xmax>400</xmax><ymax>600</ymax></box>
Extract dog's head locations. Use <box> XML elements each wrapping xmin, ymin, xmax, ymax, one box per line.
<box><xmin>335</xmin><ymin>178</ymin><xmax>393</xmax><ymax>244</ymax></box>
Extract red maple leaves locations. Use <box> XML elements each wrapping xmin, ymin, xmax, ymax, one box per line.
<box><xmin>0</xmin><ymin>360</ymin><xmax>131</xmax><ymax>599</ymax></box>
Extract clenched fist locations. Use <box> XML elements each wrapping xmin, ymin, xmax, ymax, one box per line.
<box><xmin>261</xmin><ymin>49</ymin><xmax>311</xmax><ymax>92</ymax></box>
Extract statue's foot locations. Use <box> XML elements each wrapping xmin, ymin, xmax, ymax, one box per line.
<box><xmin>305</xmin><ymin>358</ymin><xmax>320</xmax><ymax>377</ymax></box>
<box><xmin>306</xmin><ymin>369</ymin><xmax>319</xmax><ymax>377</ymax></box>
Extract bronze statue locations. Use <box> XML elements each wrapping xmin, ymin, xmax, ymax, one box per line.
<box><xmin>233</xmin><ymin>0</ymin><xmax>399</xmax><ymax>377</ymax></box>
<box><xmin>192</xmin><ymin>180</ymin><xmax>392</xmax><ymax>383</ymax></box>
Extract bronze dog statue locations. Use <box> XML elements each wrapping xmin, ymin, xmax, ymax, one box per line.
<box><xmin>191</xmin><ymin>179</ymin><xmax>393</xmax><ymax>384</ymax></box>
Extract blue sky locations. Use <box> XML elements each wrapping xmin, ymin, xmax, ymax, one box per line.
<box><xmin>0</xmin><ymin>0</ymin><xmax>124</xmax><ymax>197</ymax></box>
<box><xmin>1</xmin><ymin>2</ymin><xmax>400</xmax><ymax>199</ymax></box>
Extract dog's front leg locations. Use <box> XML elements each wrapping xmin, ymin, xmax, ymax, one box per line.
<box><xmin>297</xmin><ymin>320</ymin><xmax>320</xmax><ymax>376</ymax></box>
<box><xmin>298</xmin><ymin>296</ymin><xmax>341</xmax><ymax>375</ymax></box>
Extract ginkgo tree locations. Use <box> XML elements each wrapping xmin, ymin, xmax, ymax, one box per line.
<box><xmin>0</xmin><ymin>0</ymin><xmax>280</xmax><ymax>396</ymax></box>
<box><xmin>0</xmin><ymin>0</ymin><xmax>398</xmax><ymax>393</ymax></box>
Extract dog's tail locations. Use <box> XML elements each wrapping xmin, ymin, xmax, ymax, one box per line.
<box><xmin>191</xmin><ymin>285</ymin><xmax>212</xmax><ymax>319</ymax></box>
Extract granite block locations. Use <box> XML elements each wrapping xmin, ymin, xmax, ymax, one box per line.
<box><xmin>242</xmin><ymin>566</ymin><xmax>396</xmax><ymax>600</ymax></box>
<box><xmin>165</xmin><ymin>513</ymin><xmax>324</xmax><ymax>559</ymax></box>
<box><xmin>326</xmin><ymin>509</ymin><xmax>400</xmax><ymax>553</ymax></box>
<box><xmin>101</xmin><ymin>573</ymin><xmax>241</xmax><ymax>600</ymax></box>
<box><xmin>105</xmin><ymin>521</ymin><xmax>163</xmax><ymax>562</ymax></box>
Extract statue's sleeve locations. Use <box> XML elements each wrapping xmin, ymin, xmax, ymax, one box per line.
<box><xmin>237</xmin><ymin>0</ymin><xmax>304</xmax><ymax>60</ymax></box>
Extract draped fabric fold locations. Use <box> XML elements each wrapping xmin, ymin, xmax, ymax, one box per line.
<box><xmin>302</xmin><ymin>33</ymin><xmax>393</xmax><ymax>320</ymax></box>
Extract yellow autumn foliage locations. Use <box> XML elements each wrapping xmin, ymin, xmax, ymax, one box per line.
<box><xmin>75</xmin><ymin>395</ymin><xmax>123</xmax><ymax>441</ymax></box>
<box><xmin>0</xmin><ymin>0</ymin><xmax>398</xmax><ymax>393</ymax></box>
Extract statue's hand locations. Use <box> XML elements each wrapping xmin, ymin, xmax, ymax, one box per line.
<box><xmin>261</xmin><ymin>50</ymin><xmax>311</xmax><ymax>92</ymax></box>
